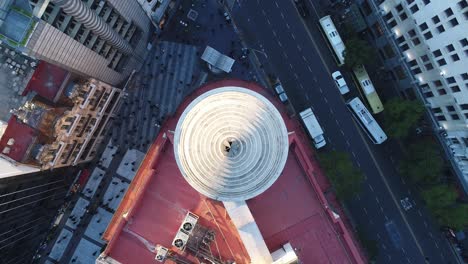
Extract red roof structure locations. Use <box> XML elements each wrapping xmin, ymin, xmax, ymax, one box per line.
<box><xmin>0</xmin><ymin>116</ymin><xmax>37</xmax><ymax>162</ymax></box>
<box><xmin>102</xmin><ymin>79</ymin><xmax>365</xmax><ymax>264</ymax></box>
<box><xmin>22</xmin><ymin>61</ymin><xmax>70</xmax><ymax>102</ymax></box>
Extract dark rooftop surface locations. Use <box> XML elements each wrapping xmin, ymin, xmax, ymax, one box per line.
<box><xmin>22</xmin><ymin>61</ymin><xmax>70</xmax><ymax>102</ymax></box>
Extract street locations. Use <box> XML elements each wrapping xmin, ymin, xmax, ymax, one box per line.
<box><xmin>229</xmin><ymin>0</ymin><xmax>459</xmax><ymax>263</ymax></box>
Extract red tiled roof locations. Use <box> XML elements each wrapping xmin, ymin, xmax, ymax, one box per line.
<box><xmin>0</xmin><ymin>116</ymin><xmax>36</xmax><ymax>162</ymax></box>
<box><xmin>102</xmin><ymin>79</ymin><xmax>365</xmax><ymax>264</ymax></box>
<box><xmin>22</xmin><ymin>61</ymin><xmax>69</xmax><ymax>102</ymax></box>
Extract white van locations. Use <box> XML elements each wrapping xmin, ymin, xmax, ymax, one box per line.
<box><xmin>299</xmin><ymin>108</ymin><xmax>326</xmax><ymax>149</ymax></box>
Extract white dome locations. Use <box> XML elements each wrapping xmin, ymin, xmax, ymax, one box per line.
<box><xmin>174</xmin><ymin>86</ymin><xmax>289</xmax><ymax>201</ymax></box>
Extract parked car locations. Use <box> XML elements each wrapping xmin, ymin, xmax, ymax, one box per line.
<box><xmin>332</xmin><ymin>71</ymin><xmax>350</xmax><ymax>95</ymax></box>
<box><xmin>274</xmin><ymin>83</ymin><xmax>288</xmax><ymax>103</ymax></box>
<box><xmin>294</xmin><ymin>0</ymin><xmax>310</xmax><ymax>17</ymax></box>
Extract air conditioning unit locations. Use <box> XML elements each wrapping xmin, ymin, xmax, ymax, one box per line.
<box><xmin>172</xmin><ymin>230</ymin><xmax>190</xmax><ymax>250</ymax></box>
<box><xmin>180</xmin><ymin>212</ymin><xmax>198</xmax><ymax>235</ymax></box>
<box><xmin>155</xmin><ymin>245</ymin><xmax>168</xmax><ymax>262</ymax></box>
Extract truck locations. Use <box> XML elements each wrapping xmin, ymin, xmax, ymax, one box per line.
<box><xmin>299</xmin><ymin>108</ymin><xmax>326</xmax><ymax>149</ymax></box>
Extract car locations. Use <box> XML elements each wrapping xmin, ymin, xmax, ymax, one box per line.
<box><xmin>400</xmin><ymin>197</ymin><xmax>413</xmax><ymax>211</ymax></box>
<box><xmin>294</xmin><ymin>0</ymin><xmax>310</xmax><ymax>17</ymax></box>
<box><xmin>331</xmin><ymin>71</ymin><xmax>350</xmax><ymax>95</ymax></box>
<box><xmin>274</xmin><ymin>83</ymin><xmax>288</xmax><ymax>103</ymax></box>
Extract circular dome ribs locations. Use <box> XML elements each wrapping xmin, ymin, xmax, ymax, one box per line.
<box><xmin>174</xmin><ymin>87</ymin><xmax>289</xmax><ymax>201</ymax></box>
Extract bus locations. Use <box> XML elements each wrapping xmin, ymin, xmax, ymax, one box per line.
<box><xmin>319</xmin><ymin>15</ymin><xmax>346</xmax><ymax>66</ymax></box>
<box><xmin>347</xmin><ymin>97</ymin><xmax>387</xmax><ymax>144</ymax></box>
<box><xmin>353</xmin><ymin>65</ymin><xmax>384</xmax><ymax>114</ymax></box>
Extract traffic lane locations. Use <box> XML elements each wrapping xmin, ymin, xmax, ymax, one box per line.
<box><xmin>235</xmin><ymin>0</ymin><xmax>427</xmax><ymax>262</ymax></box>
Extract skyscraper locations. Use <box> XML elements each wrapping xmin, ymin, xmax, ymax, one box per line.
<box><xmin>5</xmin><ymin>0</ymin><xmax>152</xmax><ymax>85</ymax></box>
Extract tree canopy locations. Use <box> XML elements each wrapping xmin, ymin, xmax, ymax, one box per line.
<box><xmin>435</xmin><ymin>204</ymin><xmax>468</xmax><ymax>230</ymax></box>
<box><xmin>319</xmin><ymin>151</ymin><xmax>364</xmax><ymax>200</ymax></box>
<box><xmin>343</xmin><ymin>38</ymin><xmax>376</xmax><ymax>68</ymax></box>
<box><xmin>399</xmin><ymin>140</ymin><xmax>444</xmax><ymax>184</ymax></box>
<box><xmin>383</xmin><ymin>98</ymin><xmax>425</xmax><ymax>138</ymax></box>
<box><xmin>421</xmin><ymin>185</ymin><xmax>458</xmax><ymax>211</ymax></box>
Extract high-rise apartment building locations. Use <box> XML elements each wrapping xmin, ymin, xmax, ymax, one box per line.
<box><xmin>357</xmin><ymin>0</ymin><xmax>468</xmax><ymax>192</ymax></box>
<box><xmin>1</xmin><ymin>0</ymin><xmax>152</xmax><ymax>86</ymax></box>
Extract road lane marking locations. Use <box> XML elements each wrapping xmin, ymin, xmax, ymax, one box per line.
<box><xmin>382</xmin><ymin>244</ymin><xmax>387</xmax><ymax>250</ymax></box>
<box><xmin>330</xmin><ymin>108</ymin><xmax>334</xmax><ymax>114</ymax></box>
<box><xmin>424</xmin><ymin>221</ymin><xmax>428</xmax><ymax>227</ymax></box>
<box><xmin>302</xmin><ymin>55</ymin><xmax>307</xmax><ymax>61</ymax></box>
<box><xmin>346</xmin><ymin>140</ymin><xmax>350</xmax><ymax>147</ymax></box>
<box><xmin>293</xmin><ymin>73</ymin><xmax>299</xmax><ymax>79</ymax></box>
<box><xmin>418</xmin><ymin>210</ymin><xmax>422</xmax><ymax>216</ymax></box>
<box><xmin>278</xmin><ymin>41</ymin><xmax>282</xmax><ymax>47</ymax></box>
<box><xmin>307</xmin><ymin>66</ymin><xmax>312</xmax><ymax>72</ymax></box>
<box><xmin>377</xmin><ymin>233</ymin><xmax>381</xmax><ymax>239</ymax></box>
<box><xmin>272</xmin><ymin>30</ymin><xmax>277</xmax><ymax>37</ymax></box>
<box><xmin>289</xmin><ymin>63</ymin><xmax>293</xmax><ymax>69</ymax></box>
<box><xmin>429</xmin><ymin>232</ymin><xmax>433</xmax><ymax>238</ymax></box>
<box><xmin>435</xmin><ymin>242</ymin><xmax>439</xmax><ymax>249</ymax></box>
<box><xmin>299</xmin><ymin>83</ymin><xmax>304</xmax><ymax>90</ymax></box>
<box><xmin>340</xmin><ymin>129</ymin><xmax>344</xmax><ymax>136</ymax></box>
<box><xmin>291</xmin><ymin>33</ymin><xmax>296</xmax><ymax>40</ymax></box>
<box><xmin>267</xmin><ymin>19</ymin><xmax>271</xmax><ymax>25</ymax></box>
<box><xmin>319</xmin><ymin>87</ymin><xmax>323</xmax><ymax>93</ymax></box>
<box><xmin>369</xmin><ymin>184</ymin><xmax>374</xmax><ymax>192</ymax></box>
<box><xmin>286</xmin><ymin>23</ymin><xmax>290</xmax><ymax>29</ymax></box>
<box><xmin>323</xmin><ymin>97</ymin><xmax>328</xmax><ymax>104</ymax></box>
<box><xmin>385</xmin><ymin>215</ymin><xmax>389</xmax><ymax>221</ymax></box>
<box><xmin>351</xmin><ymin>151</ymin><xmax>356</xmax><ymax>158</ymax></box>
<box><xmin>363</xmin><ymin>207</ymin><xmax>368</xmax><ymax>215</ymax></box>
<box><xmin>262</xmin><ymin>9</ymin><xmax>266</xmax><ymax>16</ymax></box>
<box><xmin>283</xmin><ymin>52</ymin><xmax>288</xmax><ymax>59</ymax></box>
<box><xmin>376</xmin><ymin>197</ymin><xmax>380</xmax><ymax>203</ymax></box>
<box><xmin>305</xmin><ymin>94</ymin><xmax>310</xmax><ymax>100</ymax></box>
<box><xmin>275</xmin><ymin>1</ymin><xmax>279</xmax><ymax>8</ymax></box>
<box><xmin>281</xmin><ymin>12</ymin><xmax>285</xmax><ymax>19</ymax></box>
<box><xmin>380</xmin><ymin>206</ymin><xmax>384</xmax><ymax>213</ymax></box>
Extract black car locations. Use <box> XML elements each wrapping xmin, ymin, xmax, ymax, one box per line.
<box><xmin>294</xmin><ymin>0</ymin><xmax>310</xmax><ymax>17</ymax></box>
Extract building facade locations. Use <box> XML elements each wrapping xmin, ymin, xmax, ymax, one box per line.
<box><xmin>357</xmin><ymin>0</ymin><xmax>468</xmax><ymax>192</ymax></box>
<box><xmin>9</xmin><ymin>0</ymin><xmax>153</xmax><ymax>86</ymax></box>
<box><xmin>136</xmin><ymin>0</ymin><xmax>176</xmax><ymax>32</ymax></box>
<box><xmin>0</xmin><ymin>168</ymin><xmax>76</xmax><ymax>264</ymax></box>
<box><xmin>0</xmin><ymin>61</ymin><xmax>122</xmax><ymax>177</ymax></box>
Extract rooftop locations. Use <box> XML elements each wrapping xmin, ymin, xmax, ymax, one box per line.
<box><xmin>0</xmin><ymin>115</ymin><xmax>36</xmax><ymax>162</ymax></box>
<box><xmin>101</xmin><ymin>80</ymin><xmax>365</xmax><ymax>264</ymax></box>
<box><xmin>22</xmin><ymin>60</ymin><xmax>70</xmax><ymax>102</ymax></box>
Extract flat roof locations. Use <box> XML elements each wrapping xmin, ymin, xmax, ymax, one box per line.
<box><xmin>0</xmin><ymin>116</ymin><xmax>36</xmax><ymax>162</ymax></box>
<box><xmin>102</xmin><ymin>79</ymin><xmax>365</xmax><ymax>264</ymax></box>
<box><xmin>22</xmin><ymin>61</ymin><xmax>70</xmax><ymax>102</ymax></box>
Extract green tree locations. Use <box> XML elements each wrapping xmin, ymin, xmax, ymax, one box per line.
<box><xmin>435</xmin><ymin>204</ymin><xmax>468</xmax><ymax>230</ymax></box>
<box><xmin>343</xmin><ymin>38</ymin><xmax>376</xmax><ymax>68</ymax></box>
<box><xmin>421</xmin><ymin>185</ymin><xmax>458</xmax><ymax>211</ymax></box>
<box><xmin>383</xmin><ymin>98</ymin><xmax>425</xmax><ymax>138</ymax></box>
<box><xmin>319</xmin><ymin>151</ymin><xmax>364</xmax><ymax>200</ymax></box>
<box><xmin>399</xmin><ymin>140</ymin><xmax>444</xmax><ymax>184</ymax></box>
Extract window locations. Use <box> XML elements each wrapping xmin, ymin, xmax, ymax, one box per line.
<box><xmin>394</xmin><ymin>66</ymin><xmax>407</xmax><ymax>80</ymax></box>
<box><xmin>451</xmin><ymin>85</ymin><xmax>461</xmax><ymax>92</ymax></box>
<box><xmin>400</xmin><ymin>12</ymin><xmax>408</xmax><ymax>21</ymax></box>
<box><xmin>459</xmin><ymin>0</ymin><xmax>468</xmax><ymax>9</ymax></box>
<box><xmin>410</xmin><ymin>4</ymin><xmax>419</xmax><ymax>13</ymax></box>
<box><xmin>433</xmin><ymin>80</ymin><xmax>443</xmax><ymax>87</ymax></box>
<box><xmin>437</xmin><ymin>25</ymin><xmax>445</xmax><ymax>33</ymax></box>
<box><xmin>412</xmin><ymin>67</ymin><xmax>422</xmax><ymax>74</ymax></box>
<box><xmin>408</xmin><ymin>29</ymin><xmax>416</xmax><ymax>37</ymax></box>
<box><xmin>423</xmin><ymin>0</ymin><xmax>430</xmax><ymax>4</ymax></box>
<box><xmin>433</xmin><ymin>107</ymin><xmax>442</xmax><ymax>113</ymax></box>
<box><xmin>461</xmin><ymin>104</ymin><xmax>468</xmax><ymax>110</ymax></box>
<box><xmin>433</xmin><ymin>49</ymin><xmax>442</xmax><ymax>57</ymax></box>
<box><xmin>372</xmin><ymin>22</ymin><xmax>384</xmax><ymax>37</ymax></box>
<box><xmin>421</xmin><ymin>55</ymin><xmax>429</xmax><ymax>62</ymax></box>
<box><xmin>396</xmin><ymin>4</ymin><xmax>403</xmax><ymax>12</ymax></box>
<box><xmin>432</xmin><ymin>15</ymin><xmax>440</xmax><ymax>24</ymax></box>
<box><xmin>384</xmin><ymin>12</ymin><xmax>394</xmax><ymax>21</ymax></box>
<box><xmin>445</xmin><ymin>8</ymin><xmax>454</xmax><ymax>17</ymax></box>
<box><xmin>461</xmin><ymin>38</ymin><xmax>468</xmax><ymax>47</ymax></box>
<box><xmin>462</xmin><ymin>73</ymin><xmax>468</xmax><ymax>80</ymax></box>
<box><xmin>409</xmin><ymin>59</ymin><xmax>418</xmax><ymax>67</ymax></box>
<box><xmin>451</xmin><ymin>114</ymin><xmax>460</xmax><ymax>120</ymax></box>
<box><xmin>437</xmin><ymin>115</ymin><xmax>447</xmax><ymax>121</ymax></box>
<box><xmin>425</xmin><ymin>63</ymin><xmax>434</xmax><ymax>70</ymax></box>
<box><xmin>465</xmin><ymin>50</ymin><xmax>468</xmax><ymax>57</ymax></box>
<box><xmin>449</xmin><ymin>18</ymin><xmax>459</xmax><ymax>27</ymax></box>
<box><xmin>447</xmin><ymin>106</ymin><xmax>456</xmax><ymax>112</ymax></box>
<box><xmin>446</xmin><ymin>77</ymin><xmax>456</xmax><ymax>84</ymax></box>
<box><xmin>401</xmin><ymin>43</ymin><xmax>410</xmax><ymax>51</ymax></box>
<box><xmin>446</xmin><ymin>44</ymin><xmax>455</xmax><ymax>52</ymax></box>
<box><xmin>388</xmin><ymin>20</ymin><xmax>397</xmax><ymax>28</ymax></box>
<box><xmin>464</xmin><ymin>11</ymin><xmax>468</xmax><ymax>20</ymax></box>
<box><xmin>424</xmin><ymin>91</ymin><xmax>434</xmax><ymax>98</ymax></box>
<box><xmin>437</xmin><ymin>58</ymin><xmax>447</xmax><ymax>66</ymax></box>
<box><xmin>397</xmin><ymin>36</ymin><xmax>405</xmax><ymax>44</ymax></box>
<box><xmin>406</xmin><ymin>0</ymin><xmax>415</xmax><ymax>4</ymax></box>
<box><xmin>452</xmin><ymin>54</ymin><xmax>460</xmax><ymax>61</ymax></box>
<box><xmin>424</xmin><ymin>31</ymin><xmax>433</xmax><ymax>40</ymax></box>
<box><xmin>412</xmin><ymin>37</ymin><xmax>421</xmax><ymax>45</ymax></box>
<box><xmin>419</xmin><ymin>22</ymin><xmax>428</xmax><ymax>31</ymax></box>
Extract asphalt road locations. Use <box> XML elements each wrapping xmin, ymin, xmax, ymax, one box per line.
<box><xmin>229</xmin><ymin>0</ymin><xmax>459</xmax><ymax>263</ymax></box>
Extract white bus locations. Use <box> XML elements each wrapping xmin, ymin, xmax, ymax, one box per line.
<box><xmin>319</xmin><ymin>15</ymin><xmax>346</xmax><ymax>66</ymax></box>
<box><xmin>347</xmin><ymin>97</ymin><xmax>387</xmax><ymax>144</ymax></box>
